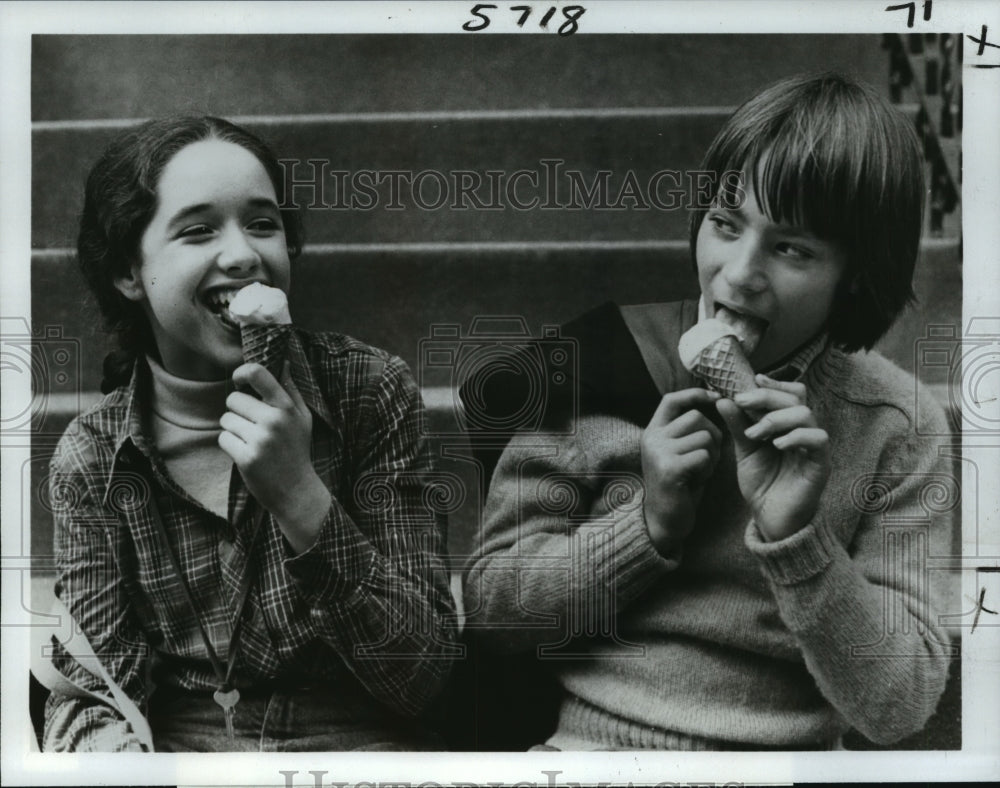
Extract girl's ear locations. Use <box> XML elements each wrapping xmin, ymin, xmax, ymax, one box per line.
<box><xmin>113</xmin><ymin>265</ymin><xmax>145</xmax><ymax>302</ymax></box>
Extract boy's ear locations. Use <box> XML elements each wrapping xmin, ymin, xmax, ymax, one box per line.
<box><xmin>113</xmin><ymin>265</ymin><xmax>145</xmax><ymax>302</ymax></box>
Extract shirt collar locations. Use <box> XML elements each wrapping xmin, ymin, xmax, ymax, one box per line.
<box><xmin>104</xmin><ymin>357</ymin><xmax>155</xmax><ymax>507</ymax></box>
<box><xmin>766</xmin><ymin>332</ymin><xmax>828</xmax><ymax>382</ymax></box>
<box><xmin>696</xmin><ymin>296</ymin><xmax>827</xmax><ymax>383</ymax></box>
<box><xmin>286</xmin><ymin>329</ymin><xmax>335</xmax><ymax>430</ymax></box>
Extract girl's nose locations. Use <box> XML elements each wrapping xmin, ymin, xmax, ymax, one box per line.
<box><xmin>723</xmin><ymin>239</ymin><xmax>768</xmax><ymax>293</ymax></box>
<box><xmin>216</xmin><ymin>227</ymin><xmax>261</xmax><ymax>274</ymax></box>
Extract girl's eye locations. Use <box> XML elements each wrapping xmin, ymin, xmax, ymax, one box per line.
<box><xmin>178</xmin><ymin>224</ymin><xmax>213</xmax><ymax>240</ymax></box>
<box><xmin>247</xmin><ymin>218</ymin><xmax>280</xmax><ymax>234</ymax></box>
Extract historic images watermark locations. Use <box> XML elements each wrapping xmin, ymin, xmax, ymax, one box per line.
<box><xmin>0</xmin><ymin>317</ymin><xmax>81</xmax><ymax>441</ymax></box>
<box><xmin>278</xmin><ymin>771</ymin><xmax>744</xmax><ymax>788</ymax></box>
<box><xmin>280</xmin><ymin>160</ymin><xmax>746</xmax><ymax>213</ymax></box>
<box><xmin>419</xmin><ymin>318</ymin><xmax>579</xmax><ymax>438</ymax></box>
<box><xmin>913</xmin><ymin>318</ymin><xmax>1000</xmax><ymax>435</ymax></box>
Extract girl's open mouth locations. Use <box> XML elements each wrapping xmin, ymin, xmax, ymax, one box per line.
<box><xmin>204</xmin><ymin>288</ymin><xmax>243</xmax><ymax>331</ymax></box>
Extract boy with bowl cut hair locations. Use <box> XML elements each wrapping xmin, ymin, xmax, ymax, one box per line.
<box><xmin>464</xmin><ymin>72</ymin><xmax>956</xmax><ymax>751</ymax></box>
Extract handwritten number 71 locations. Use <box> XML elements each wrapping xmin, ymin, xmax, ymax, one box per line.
<box><xmin>885</xmin><ymin>0</ymin><xmax>932</xmax><ymax>29</ymax></box>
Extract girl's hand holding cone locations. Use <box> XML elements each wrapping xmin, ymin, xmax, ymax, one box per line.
<box><xmin>220</xmin><ymin>362</ymin><xmax>330</xmax><ymax>553</ymax></box>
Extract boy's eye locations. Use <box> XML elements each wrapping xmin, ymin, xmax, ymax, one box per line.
<box><xmin>775</xmin><ymin>242</ymin><xmax>814</xmax><ymax>260</ymax></box>
<box><xmin>707</xmin><ymin>214</ymin><xmax>738</xmax><ymax>234</ymax></box>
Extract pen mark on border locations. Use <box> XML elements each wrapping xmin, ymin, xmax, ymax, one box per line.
<box><xmin>969</xmin><ymin>587</ymin><xmax>998</xmax><ymax>633</ymax></box>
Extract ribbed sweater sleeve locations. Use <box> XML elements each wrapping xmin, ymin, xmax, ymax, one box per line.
<box><xmin>464</xmin><ymin>415</ymin><xmax>679</xmax><ymax>653</ymax></box>
<box><xmin>745</xmin><ymin>403</ymin><xmax>955</xmax><ymax>745</ymax></box>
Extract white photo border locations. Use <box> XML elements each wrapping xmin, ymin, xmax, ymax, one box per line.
<box><xmin>2</xmin><ymin>1</ymin><xmax>998</xmax><ymax>785</ymax></box>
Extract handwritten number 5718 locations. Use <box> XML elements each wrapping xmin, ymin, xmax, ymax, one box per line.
<box><xmin>463</xmin><ymin>4</ymin><xmax>586</xmax><ymax>36</ymax></box>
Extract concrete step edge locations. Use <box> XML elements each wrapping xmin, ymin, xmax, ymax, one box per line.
<box><xmin>30</xmin><ymin>237</ymin><xmax>960</xmax><ymax>262</ymax></box>
<box><xmin>33</xmin><ymin>103</ymin><xmax>925</xmax><ymax>131</ymax></box>
<box><xmin>30</xmin><ymin>107</ymin><xmax>735</xmax><ymax>132</ymax></box>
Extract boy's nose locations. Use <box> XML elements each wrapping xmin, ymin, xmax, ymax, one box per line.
<box><xmin>723</xmin><ymin>240</ymin><xmax>768</xmax><ymax>293</ymax></box>
<box><xmin>216</xmin><ymin>228</ymin><xmax>261</xmax><ymax>274</ymax></box>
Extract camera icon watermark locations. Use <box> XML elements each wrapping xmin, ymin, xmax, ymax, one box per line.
<box><xmin>915</xmin><ymin>319</ymin><xmax>1000</xmax><ymax>435</ymax></box>
<box><xmin>1</xmin><ymin>317</ymin><xmax>81</xmax><ymax>439</ymax></box>
<box><xmin>419</xmin><ymin>316</ymin><xmax>578</xmax><ymax>437</ymax></box>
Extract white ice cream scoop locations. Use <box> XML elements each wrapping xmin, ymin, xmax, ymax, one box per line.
<box><xmin>713</xmin><ymin>306</ymin><xmax>765</xmax><ymax>356</ymax></box>
<box><xmin>228</xmin><ymin>283</ymin><xmax>291</xmax><ymax>327</ymax></box>
<box><xmin>678</xmin><ymin>318</ymin><xmax>740</xmax><ymax>371</ymax></box>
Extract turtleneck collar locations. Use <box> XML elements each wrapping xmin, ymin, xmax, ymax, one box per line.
<box><xmin>146</xmin><ymin>355</ymin><xmax>230</xmax><ymax>430</ymax></box>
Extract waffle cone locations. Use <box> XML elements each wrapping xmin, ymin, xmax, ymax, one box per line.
<box><xmin>241</xmin><ymin>324</ymin><xmax>291</xmax><ymax>377</ymax></box>
<box><xmin>690</xmin><ymin>335</ymin><xmax>757</xmax><ymax>398</ymax></box>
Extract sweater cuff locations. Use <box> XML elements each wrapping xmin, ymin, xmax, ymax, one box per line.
<box><xmin>744</xmin><ymin>518</ymin><xmax>837</xmax><ymax>585</ymax></box>
<box><xmin>608</xmin><ymin>505</ymin><xmax>681</xmax><ymax>592</ymax></box>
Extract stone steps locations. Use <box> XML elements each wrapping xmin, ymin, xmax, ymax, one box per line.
<box><xmin>32</xmin><ymin>34</ymin><xmax>889</xmax><ymax>121</ymax></box>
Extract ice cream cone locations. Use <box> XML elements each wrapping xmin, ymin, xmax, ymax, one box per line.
<box><xmin>688</xmin><ymin>334</ymin><xmax>757</xmax><ymax>398</ymax></box>
<box><xmin>241</xmin><ymin>324</ymin><xmax>292</xmax><ymax>378</ymax></box>
<box><xmin>678</xmin><ymin>317</ymin><xmax>758</xmax><ymax>398</ymax></box>
<box><xmin>229</xmin><ymin>283</ymin><xmax>293</xmax><ymax>379</ymax></box>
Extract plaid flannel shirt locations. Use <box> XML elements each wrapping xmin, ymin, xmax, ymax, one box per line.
<box><xmin>43</xmin><ymin>330</ymin><xmax>458</xmax><ymax>752</ymax></box>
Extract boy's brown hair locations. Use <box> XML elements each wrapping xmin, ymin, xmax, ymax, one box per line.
<box><xmin>689</xmin><ymin>72</ymin><xmax>925</xmax><ymax>352</ymax></box>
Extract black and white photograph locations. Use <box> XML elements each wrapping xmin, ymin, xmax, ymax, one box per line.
<box><xmin>1</xmin><ymin>1</ymin><xmax>998</xmax><ymax>786</ymax></box>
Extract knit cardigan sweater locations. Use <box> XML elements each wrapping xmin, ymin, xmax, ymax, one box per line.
<box><xmin>464</xmin><ymin>301</ymin><xmax>956</xmax><ymax>749</ymax></box>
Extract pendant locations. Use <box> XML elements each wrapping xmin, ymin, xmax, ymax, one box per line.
<box><xmin>213</xmin><ymin>686</ymin><xmax>241</xmax><ymax>744</ymax></box>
